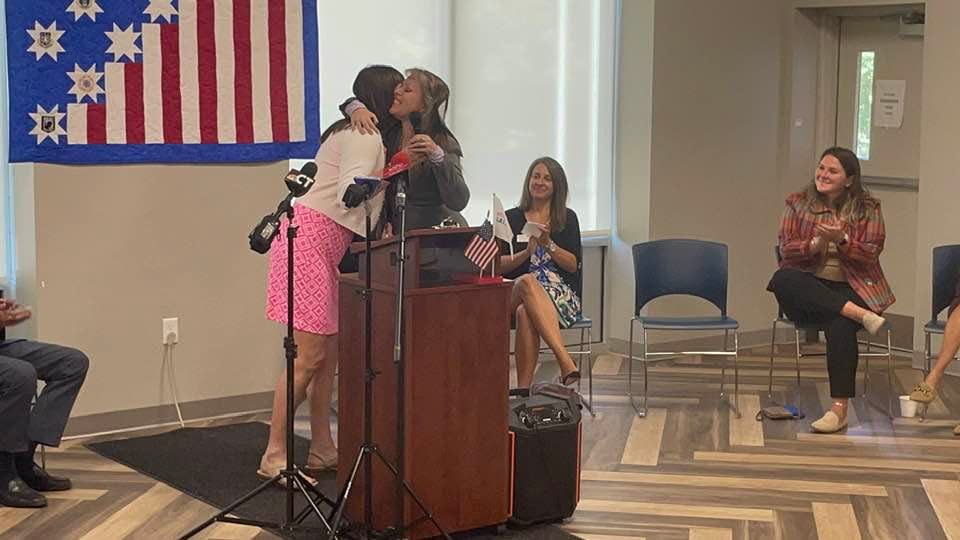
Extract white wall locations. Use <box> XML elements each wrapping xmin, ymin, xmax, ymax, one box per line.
<box><xmin>607</xmin><ymin>0</ymin><xmax>654</xmax><ymax>344</ymax></box>
<box><xmin>644</xmin><ymin>0</ymin><xmax>785</xmax><ymax>340</ymax></box>
<box><xmin>18</xmin><ymin>163</ymin><xmax>287</xmax><ymax>417</ymax></box>
<box><xmin>914</xmin><ymin>0</ymin><xmax>960</xmax><ymax>369</ymax></box>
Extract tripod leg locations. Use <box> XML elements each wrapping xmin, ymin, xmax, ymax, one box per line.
<box><xmin>178</xmin><ymin>475</ymin><xmax>283</xmax><ymax>540</ymax></box>
<box><xmin>293</xmin><ymin>470</ymin><xmax>337</xmax><ymax>510</ymax></box>
<box><xmin>327</xmin><ymin>445</ymin><xmax>369</xmax><ymax>539</ymax></box>
<box><xmin>370</xmin><ymin>447</ymin><xmax>452</xmax><ymax>540</ymax></box>
<box><xmin>290</xmin><ymin>475</ymin><xmax>333</xmax><ymax>533</ymax></box>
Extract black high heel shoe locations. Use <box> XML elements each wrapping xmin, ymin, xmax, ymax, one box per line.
<box><xmin>559</xmin><ymin>370</ymin><xmax>581</xmax><ymax>386</ymax></box>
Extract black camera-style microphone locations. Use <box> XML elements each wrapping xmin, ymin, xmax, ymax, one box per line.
<box><xmin>248</xmin><ymin>162</ymin><xmax>319</xmax><ymax>254</ymax></box>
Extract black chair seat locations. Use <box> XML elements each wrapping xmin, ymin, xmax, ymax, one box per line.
<box><xmin>569</xmin><ymin>317</ymin><xmax>593</xmax><ymax>329</ymax></box>
<box><xmin>924</xmin><ymin>319</ymin><xmax>946</xmax><ymax>335</ymax></box>
<box><xmin>636</xmin><ymin>315</ymin><xmax>738</xmax><ymax>331</ymax></box>
<box><xmin>775</xmin><ymin>316</ymin><xmax>825</xmax><ymax>332</ymax></box>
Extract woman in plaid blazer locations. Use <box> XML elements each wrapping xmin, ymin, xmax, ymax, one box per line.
<box><xmin>766</xmin><ymin>147</ymin><xmax>894</xmax><ymax>434</ymax></box>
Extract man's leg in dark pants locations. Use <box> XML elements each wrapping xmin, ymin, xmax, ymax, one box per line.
<box><xmin>0</xmin><ymin>356</ymin><xmax>46</xmax><ymax>507</ymax></box>
<box><xmin>0</xmin><ymin>340</ymin><xmax>89</xmax><ymax>448</ymax></box>
<box><xmin>0</xmin><ymin>340</ymin><xmax>89</xmax><ymax>495</ymax></box>
<box><xmin>0</xmin><ymin>357</ymin><xmax>36</xmax><ymax>453</ymax></box>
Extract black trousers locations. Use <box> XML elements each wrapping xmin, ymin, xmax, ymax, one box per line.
<box><xmin>0</xmin><ymin>340</ymin><xmax>89</xmax><ymax>452</ymax></box>
<box><xmin>767</xmin><ymin>268</ymin><xmax>868</xmax><ymax>398</ymax></box>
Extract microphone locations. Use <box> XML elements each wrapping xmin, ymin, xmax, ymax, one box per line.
<box><xmin>284</xmin><ymin>161</ymin><xmax>318</xmax><ymax>197</ymax></box>
<box><xmin>382</xmin><ymin>150</ymin><xmax>412</xmax><ymax>181</ymax></box>
<box><xmin>409</xmin><ymin>112</ymin><xmax>424</xmax><ymax>135</ymax></box>
<box><xmin>342</xmin><ymin>177</ymin><xmax>381</xmax><ymax>209</ymax></box>
<box><xmin>248</xmin><ymin>162</ymin><xmax>319</xmax><ymax>254</ymax></box>
<box><xmin>341</xmin><ymin>152</ymin><xmax>412</xmax><ymax>209</ymax></box>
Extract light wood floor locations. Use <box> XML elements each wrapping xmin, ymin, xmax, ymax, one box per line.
<box><xmin>3</xmin><ymin>343</ymin><xmax>959</xmax><ymax>539</ymax></box>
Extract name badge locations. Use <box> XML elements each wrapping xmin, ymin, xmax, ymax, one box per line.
<box><xmin>517</xmin><ymin>234</ymin><xmax>529</xmax><ymax>244</ymax></box>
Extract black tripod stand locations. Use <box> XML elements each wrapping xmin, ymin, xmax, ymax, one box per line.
<box><xmin>180</xmin><ymin>201</ymin><xmax>335</xmax><ymax>539</ymax></box>
<box><xmin>327</xmin><ymin>180</ymin><xmax>450</xmax><ymax>540</ymax></box>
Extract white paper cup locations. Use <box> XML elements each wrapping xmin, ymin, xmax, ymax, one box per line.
<box><xmin>899</xmin><ymin>395</ymin><xmax>918</xmax><ymax>418</ymax></box>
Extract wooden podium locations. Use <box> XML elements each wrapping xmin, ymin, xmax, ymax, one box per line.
<box><xmin>337</xmin><ymin>228</ymin><xmax>512</xmax><ymax>538</ymax></box>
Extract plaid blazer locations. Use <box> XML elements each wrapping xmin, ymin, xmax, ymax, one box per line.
<box><xmin>777</xmin><ymin>192</ymin><xmax>895</xmax><ymax>313</ymax></box>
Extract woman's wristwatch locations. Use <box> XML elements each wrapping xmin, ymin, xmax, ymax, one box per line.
<box><xmin>547</xmin><ymin>240</ymin><xmax>558</xmax><ymax>253</ymax></box>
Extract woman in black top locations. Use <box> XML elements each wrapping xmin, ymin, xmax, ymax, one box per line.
<box><xmin>500</xmin><ymin>157</ymin><xmax>583</xmax><ymax>387</ymax></box>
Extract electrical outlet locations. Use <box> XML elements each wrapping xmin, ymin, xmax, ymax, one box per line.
<box><xmin>162</xmin><ymin>317</ymin><xmax>179</xmax><ymax>344</ymax></box>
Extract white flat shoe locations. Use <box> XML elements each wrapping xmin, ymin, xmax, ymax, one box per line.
<box><xmin>862</xmin><ymin>312</ymin><xmax>886</xmax><ymax>336</ymax></box>
<box><xmin>811</xmin><ymin>410</ymin><xmax>848</xmax><ymax>433</ymax></box>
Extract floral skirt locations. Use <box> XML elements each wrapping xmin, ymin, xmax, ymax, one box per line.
<box><xmin>542</xmin><ymin>280</ymin><xmax>583</xmax><ymax>329</ymax></box>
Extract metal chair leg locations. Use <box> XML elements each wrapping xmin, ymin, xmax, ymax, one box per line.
<box><xmin>886</xmin><ymin>329</ymin><xmax>894</xmax><ymax>419</ymax></box>
<box><xmin>587</xmin><ymin>327</ymin><xmax>594</xmax><ymax>412</ymax></box>
<box><xmin>794</xmin><ymin>329</ymin><xmax>802</xmax><ymax>387</ymax></box>
<box><xmin>768</xmin><ymin>320</ymin><xmax>778</xmax><ymax>400</ymax></box>
<box><xmin>864</xmin><ymin>339</ymin><xmax>872</xmax><ymax>398</ymax></box>
<box><xmin>922</xmin><ymin>331</ymin><xmax>931</xmax><ymax>421</ymax></box>
<box><xmin>732</xmin><ymin>331</ymin><xmax>741</xmax><ymax>418</ymax></box>
<box><xmin>640</xmin><ymin>326</ymin><xmax>649</xmax><ymax>418</ymax></box>
<box><xmin>576</xmin><ymin>328</ymin><xmax>584</xmax><ymax>394</ymax></box>
<box><xmin>720</xmin><ymin>330</ymin><xmax>729</xmax><ymax>399</ymax></box>
<box><xmin>628</xmin><ymin>318</ymin><xmax>635</xmax><ymax>405</ymax></box>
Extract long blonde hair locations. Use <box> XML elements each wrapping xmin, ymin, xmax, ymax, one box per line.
<box><xmin>802</xmin><ymin>146</ymin><xmax>875</xmax><ymax>221</ymax></box>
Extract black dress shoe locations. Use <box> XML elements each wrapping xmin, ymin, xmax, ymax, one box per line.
<box><xmin>0</xmin><ymin>478</ymin><xmax>47</xmax><ymax>508</ymax></box>
<box><xmin>20</xmin><ymin>465</ymin><xmax>72</xmax><ymax>492</ymax></box>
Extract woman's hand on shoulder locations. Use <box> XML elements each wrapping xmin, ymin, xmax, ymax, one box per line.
<box><xmin>350</xmin><ymin>108</ymin><xmax>379</xmax><ymax>135</ymax></box>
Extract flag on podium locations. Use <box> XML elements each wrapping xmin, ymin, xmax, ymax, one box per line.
<box><xmin>492</xmin><ymin>193</ymin><xmax>513</xmax><ymax>255</ymax></box>
<box><xmin>465</xmin><ymin>218</ymin><xmax>499</xmax><ymax>272</ymax></box>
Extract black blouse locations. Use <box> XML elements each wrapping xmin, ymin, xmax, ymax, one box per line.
<box><xmin>501</xmin><ymin>207</ymin><xmax>582</xmax><ymax>298</ymax></box>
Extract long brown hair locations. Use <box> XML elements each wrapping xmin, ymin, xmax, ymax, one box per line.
<box><xmin>405</xmin><ymin>68</ymin><xmax>462</xmax><ymax>156</ymax></box>
<box><xmin>802</xmin><ymin>146</ymin><xmax>875</xmax><ymax>221</ymax></box>
<box><xmin>518</xmin><ymin>157</ymin><xmax>569</xmax><ymax>232</ymax></box>
<box><xmin>321</xmin><ymin>65</ymin><xmax>403</xmax><ymax>146</ymax></box>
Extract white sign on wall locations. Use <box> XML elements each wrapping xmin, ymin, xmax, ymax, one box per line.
<box><xmin>874</xmin><ymin>80</ymin><xmax>906</xmax><ymax>128</ymax></box>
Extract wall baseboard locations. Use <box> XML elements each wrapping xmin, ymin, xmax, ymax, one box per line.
<box><xmin>64</xmin><ymin>391</ymin><xmax>274</xmax><ymax>439</ymax></box>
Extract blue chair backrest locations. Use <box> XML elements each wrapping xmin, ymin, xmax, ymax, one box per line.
<box><xmin>632</xmin><ymin>239</ymin><xmax>729</xmax><ymax>316</ymax></box>
<box><xmin>932</xmin><ymin>244</ymin><xmax>960</xmax><ymax>321</ymax></box>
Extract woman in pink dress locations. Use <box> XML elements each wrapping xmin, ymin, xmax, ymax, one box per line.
<box><xmin>259</xmin><ymin>66</ymin><xmax>403</xmax><ymax>479</ymax></box>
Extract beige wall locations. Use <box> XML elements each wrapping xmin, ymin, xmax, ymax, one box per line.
<box><xmin>643</xmin><ymin>0</ymin><xmax>785</xmax><ymax>337</ymax></box>
<box><xmin>915</xmin><ymin>0</ymin><xmax>960</xmax><ymax>363</ymax></box>
<box><xmin>607</xmin><ymin>0</ymin><xmax>654</xmax><ymax>343</ymax></box>
<box><xmin>15</xmin><ymin>163</ymin><xmax>287</xmax><ymax>417</ymax></box>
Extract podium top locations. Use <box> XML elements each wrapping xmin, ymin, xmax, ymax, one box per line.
<box><xmin>351</xmin><ymin>226</ymin><xmax>479</xmax><ymax>254</ymax></box>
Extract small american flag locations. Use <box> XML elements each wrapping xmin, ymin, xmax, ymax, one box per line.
<box><xmin>465</xmin><ymin>219</ymin><xmax>499</xmax><ymax>270</ymax></box>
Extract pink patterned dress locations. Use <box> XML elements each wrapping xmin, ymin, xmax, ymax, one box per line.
<box><xmin>264</xmin><ymin>203</ymin><xmax>354</xmax><ymax>335</ymax></box>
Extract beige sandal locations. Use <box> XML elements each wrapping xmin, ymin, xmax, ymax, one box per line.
<box><xmin>302</xmin><ymin>451</ymin><xmax>338</xmax><ymax>478</ymax></box>
<box><xmin>909</xmin><ymin>381</ymin><xmax>937</xmax><ymax>404</ymax></box>
<box><xmin>954</xmin><ymin>425</ymin><xmax>960</xmax><ymax>436</ymax></box>
<box><xmin>811</xmin><ymin>410</ymin><xmax>848</xmax><ymax>434</ymax></box>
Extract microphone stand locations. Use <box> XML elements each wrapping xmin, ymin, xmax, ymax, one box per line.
<box><xmin>389</xmin><ymin>177</ymin><xmax>449</xmax><ymax>538</ymax></box>
<box><xmin>181</xmin><ymin>200</ymin><xmax>335</xmax><ymax>539</ymax></box>
<box><xmin>327</xmin><ymin>179</ymin><xmax>449</xmax><ymax>540</ymax></box>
